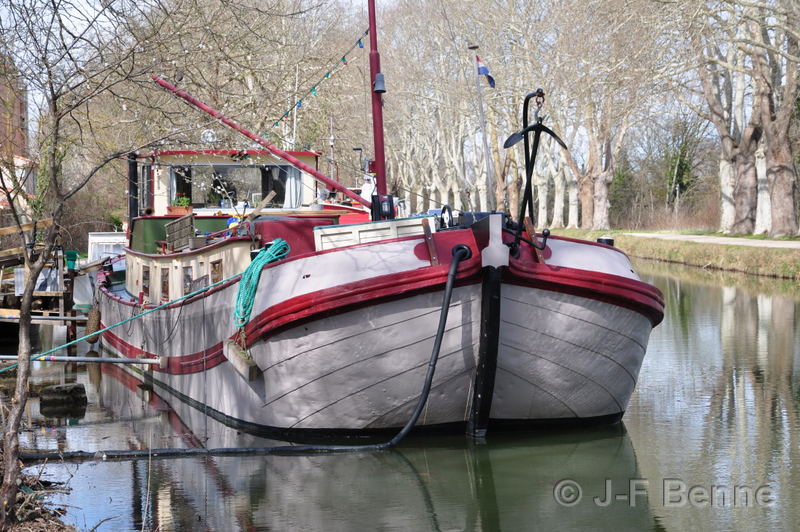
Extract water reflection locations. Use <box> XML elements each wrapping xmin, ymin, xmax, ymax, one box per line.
<box><xmin>11</xmin><ymin>261</ymin><xmax>800</xmax><ymax>530</ymax></box>
<box><xmin>628</xmin><ymin>261</ymin><xmax>800</xmax><ymax>531</ymax></box>
<box><xmin>25</xmin><ymin>363</ymin><xmax>654</xmax><ymax>530</ymax></box>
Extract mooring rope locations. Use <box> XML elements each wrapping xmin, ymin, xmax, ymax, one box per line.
<box><xmin>0</xmin><ymin>240</ymin><xmax>291</xmax><ymax>374</ymax></box>
<box><xmin>233</xmin><ymin>239</ymin><xmax>290</xmax><ymax>327</ymax></box>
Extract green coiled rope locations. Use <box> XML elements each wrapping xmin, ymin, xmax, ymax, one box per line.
<box><xmin>233</xmin><ymin>238</ymin><xmax>290</xmax><ymax>327</ymax></box>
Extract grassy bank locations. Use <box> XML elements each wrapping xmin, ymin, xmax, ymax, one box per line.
<box><xmin>551</xmin><ymin>229</ymin><xmax>800</xmax><ymax>281</ymax></box>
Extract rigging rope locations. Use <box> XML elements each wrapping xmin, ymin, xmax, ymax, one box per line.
<box><xmin>233</xmin><ymin>239</ymin><xmax>290</xmax><ymax>328</ymax></box>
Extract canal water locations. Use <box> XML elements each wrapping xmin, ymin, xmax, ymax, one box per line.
<box><xmin>3</xmin><ymin>261</ymin><xmax>799</xmax><ymax>531</ymax></box>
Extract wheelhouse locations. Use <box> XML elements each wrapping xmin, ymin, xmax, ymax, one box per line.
<box><xmin>133</xmin><ymin>149</ymin><xmax>323</xmax><ymax>217</ymax></box>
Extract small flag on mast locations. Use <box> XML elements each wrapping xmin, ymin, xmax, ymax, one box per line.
<box><xmin>475</xmin><ymin>56</ymin><xmax>496</xmax><ymax>88</ymax></box>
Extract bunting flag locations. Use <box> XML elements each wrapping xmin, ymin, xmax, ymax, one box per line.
<box><xmin>476</xmin><ymin>56</ymin><xmax>496</xmax><ymax>88</ymax></box>
<box><xmin>271</xmin><ymin>29</ymin><xmax>369</xmax><ymax>129</ymax></box>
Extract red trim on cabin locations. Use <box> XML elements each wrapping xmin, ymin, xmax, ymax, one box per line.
<box><xmin>320</xmin><ymin>203</ymin><xmax>371</xmax><ymax>216</ymax></box>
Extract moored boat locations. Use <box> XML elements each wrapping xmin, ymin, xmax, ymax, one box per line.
<box><xmin>97</xmin><ymin>201</ymin><xmax>662</xmax><ymax>440</ymax></box>
<box><xmin>95</xmin><ymin>1</ymin><xmax>663</xmax><ymax>441</ymax></box>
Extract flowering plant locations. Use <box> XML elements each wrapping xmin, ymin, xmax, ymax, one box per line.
<box><xmin>173</xmin><ymin>193</ymin><xmax>191</xmax><ymax>207</ymax></box>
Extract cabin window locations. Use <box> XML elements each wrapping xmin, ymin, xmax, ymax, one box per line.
<box><xmin>169</xmin><ymin>163</ymin><xmax>301</xmax><ymax>210</ymax></box>
<box><xmin>183</xmin><ymin>266</ymin><xmax>193</xmax><ymax>295</ymax></box>
<box><xmin>169</xmin><ymin>166</ymin><xmax>193</xmax><ymax>206</ymax></box>
<box><xmin>210</xmin><ymin>260</ymin><xmax>223</xmax><ymax>284</ymax></box>
<box><xmin>161</xmin><ymin>267</ymin><xmax>170</xmax><ymax>302</ymax></box>
<box><xmin>142</xmin><ymin>265</ymin><xmax>150</xmax><ymax>297</ymax></box>
<box><xmin>261</xmin><ymin>166</ymin><xmax>302</xmax><ymax>208</ymax></box>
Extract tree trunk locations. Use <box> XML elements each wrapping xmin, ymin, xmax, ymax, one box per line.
<box><xmin>578</xmin><ymin>176</ymin><xmax>593</xmax><ymax>229</ymax></box>
<box><xmin>436</xmin><ymin>185</ymin><xmax>449</xmax><ymax>211</ymax></box>
<box><xmin>731</xmin><ymin>152</ymin><xmax>758</xmax><ymax>234</ymax></box>
<box><xmin>0</xmin><ymin>291</ymin><xmax>35</xmax><ymax>523</ymax></box>
<box><xmin>591</xmin><ymin>171</ymin><xmax>612</xmax><ymax>230</ymax></box>
<box><xmin>753</xmin><ymin>139</ymin><xmax>771</xmax><ymax>235</ymax></box>
<box><xmin>567</xmin><ymin>175</ymin><xmax>580</xmax><ymax>228</ymax></box>
<box><xmin>450</xmin><ymin>182</ymin><xmax>461</xmax><ymax>212</ymax></box>
<box><xmin>406</xmin><ymin>190</ymin><xmax>416</xmax><ymax>214</ymax></box>
<box><xmin>551</xmin><ymin>167</ymin><xmax>566</xmax><ymax>228</ymax></box>
<box><xmin>508</xmin><ymin>166</ymin><xmax>522</xmax><ymax>219</ymax></box>
<box><xmin>718</xmin><ymin>156</ymin><xmax>736</xmax><ymax>233</ymax></box>
<box><xmin>766</xmin><ymin>141</ymin><xmax>799</xmax><ymax>237</ymax></box>
<box><xmin>745</xmin><ymin>11</ymin><xmax>798</xmax><ymax>237</ymax></box>
<box><xmin>476</xmin><ymin>184</ymin><xmax>488</xmax><ymax>213</ymax></box>
<box><xmin>536</xmin><ymin>173</ymin><xmax>549</xmax><ymax>228</ymax></box>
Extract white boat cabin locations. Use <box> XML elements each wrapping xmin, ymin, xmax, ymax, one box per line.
<box><xmin>122</xmin><ymin>149</ymin><xmax>432</xmax><ymax>305</ymax></box>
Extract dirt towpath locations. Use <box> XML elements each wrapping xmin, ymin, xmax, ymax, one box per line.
<box><xmin>623</xmin><ymin>233</ymin><xmax>800</xmax><ymax>250</ymax></box>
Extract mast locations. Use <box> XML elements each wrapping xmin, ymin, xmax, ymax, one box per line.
<box><xmin>469</xmin><ymin>44</ymin><xmax>496</xmax><ymax>211</ymax></box>
<box><xmin>367</xmin><ymin>0</ymin><xmax>387</xmax><ymax>196</ymax></box>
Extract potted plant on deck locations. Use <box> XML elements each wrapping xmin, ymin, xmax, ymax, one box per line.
<box><xmin>167</xmin><ymin>193</ymin><xmax>192</xmax><ymax>215</ymax></box>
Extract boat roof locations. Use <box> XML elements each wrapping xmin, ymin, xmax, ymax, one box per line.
<box><xmin>136</xmin><ymin>149</ymin><xmax>321</xmax><ymax>159</ymax></box>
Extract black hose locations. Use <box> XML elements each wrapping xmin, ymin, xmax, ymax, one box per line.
<box><xmin>382</xmin><ymin>244</ymin><xmax>472</xmax><ymax>447</ymax></box>
<box><xmin>21</xmin><ymin>244</ymin><xmax>474</xmax><ymax>463</ymax></box>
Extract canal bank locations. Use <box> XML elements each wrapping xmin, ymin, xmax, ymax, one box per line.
<box><xmin>554</xmin><ymin>229</ymin><xmax>800</xmax><ymax>281</ymax></box>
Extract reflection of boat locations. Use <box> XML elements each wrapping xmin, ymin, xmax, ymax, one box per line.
<box><xmin>49</xmin><ymin>366</ymin><xmax>657</xmax><ymax>530</ymax></box>
<box><xmin>96</xmin><ymin>3</ymin><xmax>663</xmax><ymax>440</ymax></box>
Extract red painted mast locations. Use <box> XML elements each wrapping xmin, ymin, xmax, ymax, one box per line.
<box><xmin>367</xmin><ymin>0</ymin><xmax>387</xmax><ymax>195</ymax></box>
<box><xmin>151</xmin><ymin>76</ymin><xmax>371</xmax><ymax>209</ymax></box>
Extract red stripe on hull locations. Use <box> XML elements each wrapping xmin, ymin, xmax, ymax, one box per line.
<box><xmin>101</xmin><ymin>325</ymin><xmax>226</xmax><ymax>373</ymax></box>
<box><xmin>244</xmin><ymin>260</ymin><xmax>483</xmax><ymax>345</ymax></box>
<box><xmin>505</xmin><ymin>259</ymin><xmax>664</xmax><ymax>325</ymax></box>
